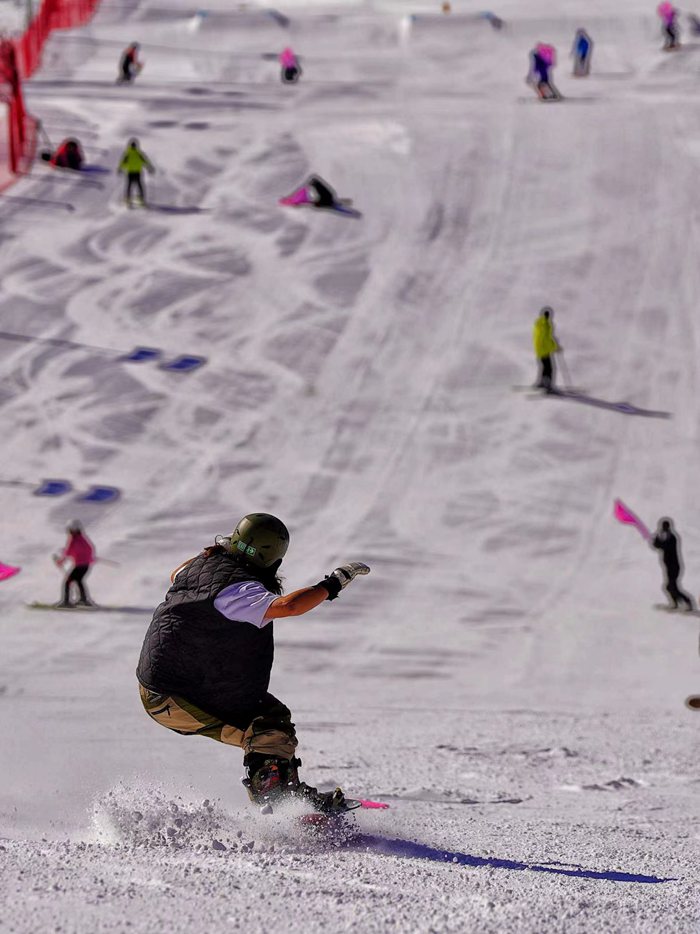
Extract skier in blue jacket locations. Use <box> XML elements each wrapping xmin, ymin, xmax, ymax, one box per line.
<box><xmin>571</xmin><ymin>28</ymin><xmax>593</xmax><ymax>76</ymax></box>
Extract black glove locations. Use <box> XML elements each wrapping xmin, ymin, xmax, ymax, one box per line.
<box><xmin>317</xmin><ymin>562</ymin><xmax>370</xmax><ymax>601</ymax></box>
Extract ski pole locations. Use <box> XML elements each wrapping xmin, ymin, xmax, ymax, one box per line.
<box><xmin>558</xmin><ymin>349</ymin><xmax>572</xmax><ymax>389</ymax></box>
<box><xmin>37</xmin><ymin>119</ymin><xmax>53</xmax><ymax>152</ymax></box>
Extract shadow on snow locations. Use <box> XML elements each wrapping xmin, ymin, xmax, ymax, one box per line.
<box><xmin>550</xmin><ymin>389</ymin><xmax>670</xmax><ymax>419</ymax></box>
<box><xmin>147</xmin><ymin>203</ymin><xmax>210</xmax><ymax>215</ymax></box>
<box><xmin>352</xmin><ymin>835</ymin><xmax>675</xmax><ymax>884</ymax></box>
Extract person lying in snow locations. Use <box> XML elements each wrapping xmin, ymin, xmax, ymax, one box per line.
<box><xmin>280</xmin><ymin>175</ymin><xmax>343</xmax><ymax>208</ymax></box>
<box><xmin>40</xmin><ymin>138</ymin><xmax>84</xmax><ymax>170</ymax></box>
<box><xmin>136</xmin><ymin>512</ymin><xmax>370</xmax><ymax>813</ymax></box>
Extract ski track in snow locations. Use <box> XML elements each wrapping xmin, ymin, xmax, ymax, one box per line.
<box><xmin>1</xmin><ymin>0</ymin><xmax>700</xmax><ymax>931</ymax></box>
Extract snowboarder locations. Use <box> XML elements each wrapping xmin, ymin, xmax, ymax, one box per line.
<box><xmin>118</xmin><ymin>42</ymin><xmax>143</xmax><ymax>83</ymax></box>
<box><xmin>532</xmin><ymin>306</ymin><xmax>561</xmax><ymax>391</ymax></box>
<box><xmin>658</xmin><ymin>2</ymin><xmax>680</xmax><ymax>50</ymax></box>
<box><xmin>40</xmin><ymin>138</ymin><xmax>84</xmax><ymax>170</ymax></box>
<box><xmin>279</xmin><ymin>47</ymin><xmax>301</xmax><ymax>83</ymax></box>
<box><xmin>306</xmin><ymin>175</ymin><xmax>338</xmax><ymax>207</ymax></box>
<box><xmin>651</xmin><ymin>518</ymin><xmax>694</xmax><ymax>611</ymax></box>
<box><xmin>527</xmin><ymin>43</ymin><xmax>560</xmax><ymax>100</ymax></box>
<box><xmin>53</xmin><ymin>521</ymin><xmax>96</xmax><ymax>607</ymax></box>
<box><xmin>571</xmin><ymin>28</ymin><xmax>593</xmax><ymax>76</ymax></box>
<box><xmin>117</xmin><ymin>138</ymin><xmax>154</xmax><ymax>207</ymax></box>
<box><xmin>136</xmin><ymin>513</ymin><xmax>370</xmax><ymax>814</ymax></box>
<box><xmin>280</xmin><ymin>175</ymin><xmax>346</xmax><ymax>209</ymax></box>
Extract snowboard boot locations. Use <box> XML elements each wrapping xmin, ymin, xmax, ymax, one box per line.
<box><xmin>295</xmin><ymin>783</ymin><xmax>349</xmax><ymax>814</ymax></box>
<box><xmin>242</xmin><ymin>754</ymin><xmax>349</xmax><ymax>814</ymax></box>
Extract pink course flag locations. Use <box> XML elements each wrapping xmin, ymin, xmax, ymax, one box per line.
<box><xmin>613</xmin><ymin>499</ymin><xmax>651</xmax><ymax>542</ymax></box>
<box><xmin>0</xmin><ymin>563</ymin><xmax>21</xmax><ymax>581</ymax></box>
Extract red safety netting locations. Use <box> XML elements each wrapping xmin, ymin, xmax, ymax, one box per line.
<box><xmin>1</xmin><ymin>0</ymin><xmax>99</xmax><ymax>192</ymax></box>
<box><xmin>16</xmin><ymin>0</ymin><xmax>100</xmax><ymax>79</ymax></box>
<box><xmin>0</xmin><ymin>38</ymin><xmax>30</xmax><ymax>179</ymax></box>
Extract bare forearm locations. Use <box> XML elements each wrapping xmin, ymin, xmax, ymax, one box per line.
<box><xmin>264</xmin><ymin>585</ymin><xmax>328</xmax><ymax>619</ymax></box>
<box><xmin>263</xmin><ymin>563</ymin><xmax>370</xmax><ymax>620</ymax></box>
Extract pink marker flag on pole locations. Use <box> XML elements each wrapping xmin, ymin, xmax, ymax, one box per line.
<box><xmin>0</xmin><ymin>563</ymin><xmax>21</xmax><ymax>581</ymax></box>
<box><xmin>613</xmin><ymin>499</ymin><xmax>651</xmax><ymax>541</ymax></box>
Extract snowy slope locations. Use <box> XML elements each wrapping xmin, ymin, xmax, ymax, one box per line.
<box><xmin>0</xmin><ymin>0</ymin><xmax>699</xmax><ymax>931</ymax></box>
<box><xmin>0</xmin><ymin>0</ymin><xmax>24</xmax><ymax>33</ymax></box>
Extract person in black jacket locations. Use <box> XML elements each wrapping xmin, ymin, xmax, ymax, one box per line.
<box><xmin>118</xmin><ymin>42</ymin><xmax>142</xmax><ymax>83</ymax></box>
<box><xmin>651</xmin><ymin>518</ymin><xmax>694</xmax><ymax>611</ymax></box>
<box><xmin>137</xmin><ymin>512</ymin><xmax>370</xmax><ymax>813</ymax></box>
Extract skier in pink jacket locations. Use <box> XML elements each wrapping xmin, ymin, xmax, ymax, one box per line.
<box><xmin>658</xmin><ymin>2</ymin><xmax>680</xmax><ymax>50</ymax></box>
<box><xmin>53</xmin><ymin>521</ymin><xmax>96</xmax><ymax>607</ymax></box>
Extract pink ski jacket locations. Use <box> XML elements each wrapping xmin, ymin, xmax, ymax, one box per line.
<box><xmin>59</xmin><ymin>533</ymin><xmax>95</xmax><ymax>567</ymax></box>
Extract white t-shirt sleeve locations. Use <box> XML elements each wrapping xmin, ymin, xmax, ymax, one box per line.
<box><xmin>213</xmin><ymin>580</ymin><xmax>278</xmax><ymax>628</ymax></box>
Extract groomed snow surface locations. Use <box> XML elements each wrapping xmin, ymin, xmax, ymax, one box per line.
<box><xmin>1</xmin><ymin>0</ymin><xmax>700</xmax><ymax>930</ymax></box>
<box><xmin>0</xmin><ymin>0</ymin><xmax>25</xmax><ymax>35</ymax></box>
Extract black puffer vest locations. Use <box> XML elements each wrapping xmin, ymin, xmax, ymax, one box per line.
<box><xmin>136</xmin><ymin>552</ymin><xmax>275</xmax><ymax>723</ymax></box>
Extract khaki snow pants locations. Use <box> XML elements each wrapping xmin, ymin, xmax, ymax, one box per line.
<box><xmin>139</xmin><ymin>684</ymin><xmax>298</xmax><ymax>760</ymax></box>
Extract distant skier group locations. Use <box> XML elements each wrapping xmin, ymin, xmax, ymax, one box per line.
<box><xmin>527</xmin><ymin>4</ymin><xmax>691</xmax><ymax>101</ymax></box>
<box><xmin>526</xmin><ymin>29</ymin><xmax>592</xmax><ymax>101</ymax></box>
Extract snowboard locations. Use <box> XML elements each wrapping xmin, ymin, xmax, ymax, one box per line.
<box><xmin>283</xmin><ymin>200</ymin><xmax>361</xmax><ymax>219</ymax></box>
<box><xmin>328</xmin><ymin>202</ymin><xmax>362</xmax><ymax>218</ymax></box>
<box><xmin>27</xmin><ymin>602</ymin><xmax>148</xmax><ymax>614</ymax></box>
<box><xmin>299</xmin><ymin>798</ymin><xmax>389</xmax><ymax>827</ymax></box>
<box><xmin>28</xmin><ymin>602</ymin><xmax>100</xmax><ymax>611</ymax></box>
<box><xmin>684</xmin><ymin>696</ymin><xmax>700</xmax><ymax>710</ymax></box>
<box><xmin>279</xmin><ymin>189</ymin><xmax>361</xmax><ymax>219</ymax></box>
<box><xmin>653</xmin><ymin>603</ymin><xmax>700</xmax><ymax>618</ymax></box>
<box><xmin>512</xmin><ymin>384</ymin><xmax>586</xmax><ymax>394</ymax></box>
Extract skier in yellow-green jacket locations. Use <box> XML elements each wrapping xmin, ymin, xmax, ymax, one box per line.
<box><xmin>532</xmin><ymin>306</ymin><xmax>561</xmax><ymax>392</ymax></box>
<box><xmin>118</xmin><ymin>138</ymin><xmax>155</xmax><ymax>207</ymax></box>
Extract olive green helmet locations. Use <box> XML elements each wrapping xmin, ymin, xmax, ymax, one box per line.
<box><xmin>220</xmin><ymin>513</ymin><xmax>290</xmax><ymax>569</ymax></box>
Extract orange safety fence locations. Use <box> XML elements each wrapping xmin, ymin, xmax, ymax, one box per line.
<box><xmin>1</xmin><ymin>0</ymin><xmax>100</xmax><ymax>193</ymax></box>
